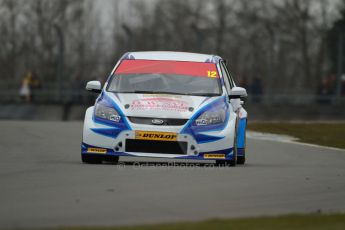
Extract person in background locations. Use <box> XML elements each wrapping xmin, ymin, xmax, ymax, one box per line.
<box><xmin>19</xmin><ymin>71</ymin><xmax>33</xmax><ymax>102</ymax></box>
<box><xmin>317</xmin><ymin>74</ymin><xmax>336</xmax><ymax>104</ymax></box>
<box><xmin>30</xmin><ymin>72</ymin><xmax>41</xmax><ymax>102</ymax></box>
<box><xmin>317</xmin><ymin>78</ymin><xmax>331</xmax><ymax>104</ymax></box>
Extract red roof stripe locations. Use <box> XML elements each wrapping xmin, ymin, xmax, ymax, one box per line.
<box><xmin>115</xmin><ymin>60</ymin><xmax>219</xmax><ymax>78</ymax></box>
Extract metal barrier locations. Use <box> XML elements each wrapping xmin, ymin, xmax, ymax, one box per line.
<box><xmin>0</xmin><ymin>89</ymin><xmax>344</xmax><ymax>106</ymax></box>
<box><xmin>0</xmin><ymin>89</ymin><xmax>96</xmax><ymax>105</ymax></box>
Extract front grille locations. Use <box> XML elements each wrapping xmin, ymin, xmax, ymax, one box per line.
<box><xmin>125</xmin><ymin>139</ymin><xmax>188</xmax><ymax>155</ymax></box>
<box><xmin>128</xmin><ymin>117</ymin><xmax>188</xmax><ymax>126</ymax></box>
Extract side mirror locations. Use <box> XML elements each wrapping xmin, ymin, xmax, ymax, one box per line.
<box><xmin>229</xmin><ymin>87</ymin><xmax>247</xmax><ymax>99</ymax></box>
<box><xmin>86</xmin><ymin>81</ymin><xmax>102</xmax><ymax>93</ymax></box>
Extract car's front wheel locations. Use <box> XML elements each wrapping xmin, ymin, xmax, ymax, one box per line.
<box><xmin>81</xmin><ymin>154</ymin><xmax>103</xmax><ymax>164</ymax></box>
<box><xmin>215</xmin><ymin>149</ymin><xmax>237</xmax><ymax>166</ymax></box>
<box><xmin>237</xmin><ymin>127</ymin><xmax>246</xmax><ymax>165</ymax></box>
<box><xmin>215</xmin><ymin>135</ymin><xmax>237</xmax><ymax>167</ymax></box>
<box><xmin>237</xmin><ymin>155</ymin><xmax>245</xmax><ymax>164</ymax></box>
<box><xmin>104</xmin><ymin>155</ymin><xmax>120</xmax><ymax>164</ymax></box>
<box><xmin>81</xmin><ymin>154</ymin><xmax>120</xmax><ymax>164</ymax></box>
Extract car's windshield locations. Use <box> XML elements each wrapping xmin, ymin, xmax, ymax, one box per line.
<box><xmin>107</xmin><ymin>60</ymin><xmax>222</xmax><ymax>96</ymax></box>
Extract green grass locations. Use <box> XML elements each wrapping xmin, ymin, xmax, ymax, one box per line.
<box><xmin>29</xmin><ymin>214</ymin><xmax>345</xmax><ymax>230</ymax></box>
<box><xmin>248</xmin><ymin>122</ymin><xmax>345</xmax><ymax>149</ymax></box>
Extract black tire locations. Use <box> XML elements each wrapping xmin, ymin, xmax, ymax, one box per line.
<box><xmin>81</xmin><ymin>154</ymin><xmax>103</xmax><ymax>164</ymax></box>
<box><xmin>237</xmin><ymin>155</ymin><xmax>246</xmax><ymax>165</ymax></box>
<box><xmin>103</xmin><ymin>155</ymin><xmax>120</xmax><ymax>164</ymax></box>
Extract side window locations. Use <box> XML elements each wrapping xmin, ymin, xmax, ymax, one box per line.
<box><xmin>220</xmin><ymin>62</ymin><xmax>232</xmax><ymax>94</ymax></box>
<box><xmin>222</xmin><ymin>62</ymin><xmax>236</xmax><ymax>88</ymax></box>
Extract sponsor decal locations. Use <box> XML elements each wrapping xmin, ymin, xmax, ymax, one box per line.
<box><xmin>204</xmin><ymin>153</ymin><xmax>226</xmax><ymax>159</ymax></box>
<box><xmin>207</xmin><ymin>71</ymin><xmax>217</xmax><ymax>78</ymax></box>
<box><xmin>135</xmin><ymin>131</ymin><xmax>177</xmax><ymax>141</ymax></box>
<box><xmin>87</xmin><ymin>147</ymin><xmax>107</xmax><ymax>154</ymax></box>
<box><xmin>195</xmin><ymin>119</ymin><xmax>208</xmax><ymax>126</ymax></box>
<box><xmin>151</xmin><ymin>119</ymin><xmax>164</xmax><ymax>125</ymax></box>
<box><xmin>131</xmin><ymin>98</ymin><xmax>188</xmax><ymax>112</ymax></box>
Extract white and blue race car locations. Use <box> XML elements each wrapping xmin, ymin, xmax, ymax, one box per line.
<box><xmin>81</xmin><ymin>51</ymin><xmax>248</xmax><ymax>166</ymax></box>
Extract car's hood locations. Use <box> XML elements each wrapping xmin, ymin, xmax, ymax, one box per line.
<box><xmin>105</xmin><ymin>92</ymin><xmax>217</xmax><ymax>119</ymax></box>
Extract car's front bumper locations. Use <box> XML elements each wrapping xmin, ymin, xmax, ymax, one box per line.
<box><xmin>81</xmin><ymin>142</ymin><xmax>234</xmax><ymax>160</ymax></box>
<box><xmin>82</xmin><ymin>106</ymin><xmax>236</xmax><ymax>161</ymax></box>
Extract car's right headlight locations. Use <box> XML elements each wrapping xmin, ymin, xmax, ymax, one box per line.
<box><xmin>95</xmin><ymin>103</ymin><xmax>121</xmax><ymax>122</ymax></box>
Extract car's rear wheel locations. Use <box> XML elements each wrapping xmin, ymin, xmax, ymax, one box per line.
<box><xmin>81</xmin><ymin>154</ymin><xmax>103</xmax><ymax>164</ymax></box>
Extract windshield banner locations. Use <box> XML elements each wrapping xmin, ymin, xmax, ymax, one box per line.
<box><xmin>115</xmin><ymin>60</ymin><xmax>219</xmax><ymax>78</ymax></box>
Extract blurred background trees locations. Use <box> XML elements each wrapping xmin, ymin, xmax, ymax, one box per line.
<box><xmin>0</xmin><ymin>0</ymin><xmax>344</xmax><ymax>101</ymax></box>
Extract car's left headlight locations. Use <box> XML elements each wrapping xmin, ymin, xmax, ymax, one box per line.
<box><xmin>95</xmin><ymin>103</ymin><xmax>121</xmax><ymax>122</ymax></box>
<box><xmin>195</xmin><ymin>109</ymin><xmax>226</xmax><ymax>126</ymax></box>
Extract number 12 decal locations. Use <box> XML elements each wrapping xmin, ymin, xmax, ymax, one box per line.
<box><xmin>207</xmin><ymin>71</ymin><xmax>217</xmax><ymax>78</ymax></box>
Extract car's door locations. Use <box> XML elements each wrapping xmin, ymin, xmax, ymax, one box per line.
<box><xmin>219</xmin><ymin>60</ymin><xmax>248</xmax><ymax>153</ymax></box>
<box><xmin>219</xmin><ymin>61</ymin><xmax>243</xmax><ymax>112</ymax></box>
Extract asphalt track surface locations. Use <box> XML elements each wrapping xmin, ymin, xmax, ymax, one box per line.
<box><xmin>0</xmin><ymin>121</ymin><xmax>345</xmax><ymax>228</ymax></box>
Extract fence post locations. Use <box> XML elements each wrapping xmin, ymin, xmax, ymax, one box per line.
<box><xmin>335</xmin><ymin>30</ymin><xmax>344</xmax><ymax>104</ymax></box>
<box><xmin>53</xmin><ymin>24</ymin><xmax>64</xmax><ymax>103</ymax></box>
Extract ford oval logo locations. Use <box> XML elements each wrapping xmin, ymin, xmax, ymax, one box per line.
<box><xmin>151</xmin><ymin>119</ymin><xmax>164</xmax><ymax>125</ymax></box>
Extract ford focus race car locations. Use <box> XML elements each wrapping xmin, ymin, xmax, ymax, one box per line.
<box><xmin>81</xmin><ymin>51</ymin><xmax>248</xmax><ymax>166</ymax></box>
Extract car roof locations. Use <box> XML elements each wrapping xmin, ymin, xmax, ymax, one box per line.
<box><xmin>121</xmin><ymin>51</ymin><xmax>222</xmax><ymax>63</ymax></box>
